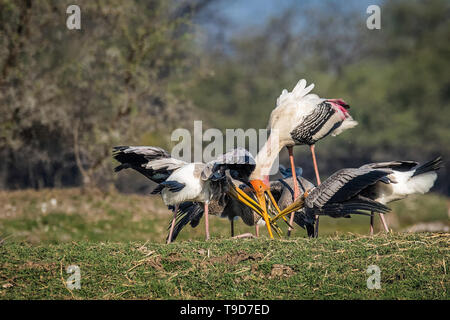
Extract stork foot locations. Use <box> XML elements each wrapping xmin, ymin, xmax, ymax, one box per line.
<box><xmin>232</xmin><ymin>233</ymin><xmax>256</xmax><ymax>239</ymax></box>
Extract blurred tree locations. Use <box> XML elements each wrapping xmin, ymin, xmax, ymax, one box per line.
<box><xmin>187</xmin><ymin>0</ymin><xmax>450</xmax><ymax>194</ymax></box>
<box><xmin>0</xmin><ymin>0</ymin><xmax>212</xmax><ymax>190</ymax></box>
<box><xmin>0</xmin><ymin>0</ymin><xmax>448</xmax><ymax>196</ymax></box>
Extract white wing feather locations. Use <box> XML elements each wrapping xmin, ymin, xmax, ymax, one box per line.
<box><xmin>276</xmin><ymin>79</ymin><xmax>315</xmax><ymax>108</ymax></box>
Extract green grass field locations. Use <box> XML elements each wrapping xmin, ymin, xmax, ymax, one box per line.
<box><xmin>0</xmin><ymin>188</ymin><xmax>449</xmax><ymax>299</ymax></box>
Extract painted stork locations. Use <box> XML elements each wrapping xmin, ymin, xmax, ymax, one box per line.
<box><xmin>269</xmin><ymin>167</ymin><xmax>316</xmax><ymax>236</ymax></box>
<box><xmin>167</xmin><ymin>167</ymin><xmax>312</xmax><ymax>242</ymax></box>
<box><xmin>268</xmin><ymin>78</ymin><xmax>358</xmax><ymax>237</ymax></box>
<box><xmin>359</xmin><ymin>156</ymin><xmax>443</xmax><ymax>234</ymax></box>
<box><xmin>166</xmin><ymin>187</ymin><xmax>268</xmax><ymax>243</ymax></box>
<box><xmin>270</xmin><ymin>166</ymin><xmax>394</xmax><ymax>228</ymax></box>
<box><xmin>113</xmin><ymin>146</ymin><xmax>275</xmax><ymax>243</ymax></box>
<box><xmin>170</xmin><ymin>164</ymin><xmax>394</xmax><ymax>240</ymax></box>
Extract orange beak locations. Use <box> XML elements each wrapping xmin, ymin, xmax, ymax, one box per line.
<box><xmin>249</xmin><ymin>180</ymin><xmax>275</xmax><ymax>238</ymax></box>
<box><xmin>250</xmin><ymin>179</ymin><xmax>294</xmax><ymax>231</ymax></box>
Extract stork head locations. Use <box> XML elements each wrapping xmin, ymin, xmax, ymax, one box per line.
<box><xmin>327</xmin><ymin>98</ymin><xmax>350</xmax><ymax>114</ymax></box>
<box><xmin>226</xmin><ymin>178</ymin><xmax>277</xmax><ymax>238</ymax></box>
<box><xmin>326</xmin><ymin>98</ymin><xmax>351</xmax><ymax>121</ymax></box>
<box><xmin>249</xmin><ymin>179</ymin><xmax>270</xmax><ymax>196</ymax></box>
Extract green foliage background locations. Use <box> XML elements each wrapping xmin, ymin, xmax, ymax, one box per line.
<box><xmin>0</xmin><ymin>0</ymin><xmax>448</xmax><ymax>194</ymax></box>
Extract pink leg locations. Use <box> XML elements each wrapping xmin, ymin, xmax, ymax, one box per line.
<box><xmin>310</xmin><ymin>145</ymin><xmax>321</xmax><ymax>238</ymax></box>
<box><xmin>370</xmin><ymin>212</ymin><xmax>374</xmax><ymax>236</ymax></box>
<box><xmin>204</xmin><ymin>202</ymin><xmax>210</xmax><ymax>240</ymax></box>
<box><xmin>287</xmin><ymin>146</ymin><xmax>300</xmax><ymax>237</ymax></box>
<box><xmin>379</xmin><ymin>213</ymin><xmax>390</xmax><ymax>233</ymax></box>
<box><xmin>310</xmin><ymin>145</ymin><xmax>321</xmax><ymax>185</ymax></box>
<box><xmin>167</xmin><ymin>204</ymin><xmax>179</xmax><ymax>244</ymax></box>
<box><xmin>255</xmin><ymin>224</ymin><xmax>259</xmax><ymax>237</ymax></box>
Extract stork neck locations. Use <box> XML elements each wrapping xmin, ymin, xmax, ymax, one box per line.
<box><xmin>251</xmin><ymin>132</ymin><xmax>283</xmax><ymax>180</ymax></box>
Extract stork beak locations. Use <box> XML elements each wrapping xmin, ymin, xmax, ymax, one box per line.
<box><xmin>227</xmin><ymin>182</ymin><xmax>266</xmax><ymax>217</ymax></box>
<box><xmin>228</xmin><ymin>180</ymin><xmax>277</xmax><ymax>239</ymax></box>
<box><xmin>249</xmin><ymin>180</ymin><xmax>277</xmax><ymax>239</ymax></box>
<box><xmin>271</xmin><ymin>190</ymin><xmax>309</xmax><ymax>224</ymax></box>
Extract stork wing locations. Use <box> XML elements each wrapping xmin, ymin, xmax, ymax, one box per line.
<box><xmin>306</xmin><ymin>168</ymin><xmax>393</xmax><ymax>208</ymax></box>
<box><xmin>316</xmin><ymin>195</ymin><xmax>391</xmax><ymax>217</ymax></box>
<box><xmin>201</xmin><ymin>148</ymin><xmax>256</xmax><ymax>181</ymax></box>
<box><xmin>360</xmin><ymin>160</ymin><xmax>419</xmax><ymax>172</ymax></box>
<box><xmin>166</xmin><ymin>202</ymin><xmax>204</xmax><ymax>243</ymax></box>
<box><xmin>113</xmin><ymin>146</ymin><xmax>187</xmax><ymax>183</ymax></box>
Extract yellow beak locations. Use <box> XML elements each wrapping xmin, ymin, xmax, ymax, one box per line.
<box><xmin>271</xmin><ymin>191</ymin><xmax>309</xmax><ymax>224</ymax></box>
<box><xmin>227</xmin><ymin>182</ymin><xmax>276</xmax><ymax>239</ymax></box>
<box><xmin>227</xmin><ymin>183</ymin><xmax>265</xmax><ymax>216</ymax></box>
<box><xmin>254</xmin><ymin>191</ymin><xmax>274</xmax><ymax>239</ymax></box>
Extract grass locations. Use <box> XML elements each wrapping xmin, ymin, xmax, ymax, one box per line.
<box><xmin>0</xmin><ymin>234</ymin><xmax>448</xmax><ymax>299</ymax></box>
<box><xmin>0</xmin><ymin>188</ymin><xmax>449</xmax><ymax>299</ymax></box>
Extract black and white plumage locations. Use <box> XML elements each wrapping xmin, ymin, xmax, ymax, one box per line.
<box><xmin>169</xmin><ymin>166</ymin><xmax>394</xmax><ymax>240</ymax></box>
<box><xmin>268</xmin><ymin>79</ymin><xmax>358</xmax><ymax>149</ymax></box>
<box><xmin>166</xmin><ymin>182</ymin><xmax>264</xmax><ymax>242</ymax></box>
<box><xmin>113</xmin><ymin>146</ymin><xmax>261</xmax><ymax>242</ymax></box>
<box><xmin>359</xmin><ymin>157</ymin><xmax>443</xmax><ymax>233</ymax></box>
<box><xmin>271</xmin><ymin>166</ymin><xmax>393</xmax><ymax>235</ymax></box>
<box><xmin>265</xmin><ymin>78</ymin><xmax>358</xmax><ymax>237</ymax></box>
<box><xmin>114</xmin><ymin>147</ymin><xmax>254</xmax><ymax>205</ymax></box>
<box><xmin>359</xmin><ymin>157</ymin><xmax>443</xmax><ymax>204</ymax></box>
<box><xmin>113</xmin><ymin>146</ymin><xmax>173</xmax><ymax>183</ymax></box>
<box><xmin>167</xmin><ymin>173</ymin><xmax>311</xmax><ymax>242</ymax></box>
<box><xmin>289</xmin><ymin>100</ymin><xmax>353</xmax><ymax>146</ymax></box>
<box><xmin>272</xmin><ymin>157</ymin><xmax>443</xmax><ymax>236</ymax></box>
<box><xmin>303</xmin><ymin>167</ymin><xmax>394</xmax><ymax>215</ymax></box>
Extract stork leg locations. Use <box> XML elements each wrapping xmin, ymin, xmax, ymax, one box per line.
<box><xmin>370</xmin><ymin>212</ymin><xmax>374</xmax><ymax>236</ymax></box>
<box><xmin>310</xmin><ymin>144</ymin><xmax>322</xmax><ymax>238</ymax></box>
<box><xmin>167</xmin><ymin>204</ymin><xmax>179</xmax><ymax>244</ymax></box>
<box><xmin>230</xmin><ymin>218</ymin><xmax>235</xmax><ymax>237</ymax></box>
<box><xmin>204</xmin><ymin>202</ymin><xmax>210</xmax><ymax>241</ymax></box>
<box><xmin>287</xmin><ymin>146</ymin><xmax>300</xmax><ymax>237</ymax></box>
<box><xmin>379</xmin><ymin>213</ymin><xmax>390</xmax><ymax>233</ymax></box>
<box><xmin>255</xmin><ymin>224</ymin><xmax>259</xmax><ymax>237</ymax></box>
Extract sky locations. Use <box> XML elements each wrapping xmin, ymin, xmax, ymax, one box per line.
<box><xmin>208</xmin><ymin>0</ymin><xmax>385</xmax><ymax>33</ymax></box>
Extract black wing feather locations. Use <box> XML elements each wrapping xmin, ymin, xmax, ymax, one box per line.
<box><xmin>166</xmin><ymin>202</ymin><xmax>204</xmax><ymax>242</ymax></box>
<box><xmin>160</xmin><ymin>180</ymin><xmax>186</xmax><ymax>192</ymax></box>
<box><xmin>307</xmin><ymin>168</ymin><xmax>392</xmax><ymax>208</ymax></box>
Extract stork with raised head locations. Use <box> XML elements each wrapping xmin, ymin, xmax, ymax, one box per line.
<box><xmin>113</xmin><ymin>146</ymin><xmax>275</xmax><ymax>243</ymax></box>
<box><xmin>267</xmin><ymin>78</ymin><xmax>358</xmax><ymax>237</ymax></box>
<box><xmin>359</xmin><ymin>156</ymin><xmax>443</xmax><ymax>234</ymax></box>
